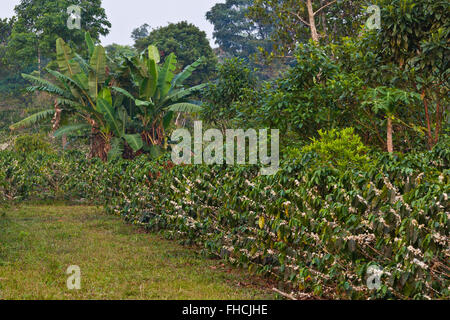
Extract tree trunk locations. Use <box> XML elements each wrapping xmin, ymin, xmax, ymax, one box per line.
<box><xmin>387</xmin><ymin>116</ymin><xmax>393</xmax><ymax>153</ymax></box>
<box><xmin>422</xmin><ymin>93</ymin><xmax>433</xmax><ymax>149</ymax></box>
<box><xmin>434</xmin><ymin>101</ymin><xmax>441</xmax><ymax>144</ymax></box>
<box><xmin>62</xmin><ymin>134</ymin><xmax>68</xmax><ymax>149</ymax></box>
<box><xmin>306</xmin><ymin>0</ymin><xmax>319</xmax><ymax>42</ymax></box>
<box><xmin>89</xmin><ymin>130</ymin><xmax>110</xmax><ymax>161</ymax></box>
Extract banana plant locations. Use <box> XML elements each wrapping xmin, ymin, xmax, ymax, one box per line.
<box><xmin>12</xmin><ymin>33</ymin><xmax>137</xmax><ymax>160</ymax></box>
<box><xmin>94</xmin><ymin>87</ymin><xmax>143</xmax><ymax>159</ymax></box>
<box><xmin>120</xmin><ymin>45</ymin><xmax>206</xmax><ymax>153</ymax></box>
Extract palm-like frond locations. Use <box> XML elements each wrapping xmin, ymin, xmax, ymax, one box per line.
<box><xmin>22</xmin><ymin>74</ymin><xmax>71</xmax><ymax>98</ymax></box>
<box><xmin>9</xmin><ymin>109</ymin><xmax>55</xmax><ymax>130</ymax></box>
<box><xmin>45</xmin><ymin>69</ymin><xmax>87</xmax><ymax>95</ymax></box>
<box><xmin>110</xmin><ymin>86</ymin><xmax>135</xmax><ymax>101</ymax></box>
<box><xmin>164</xmin><ymin>83</ymin><xmax>207</xmax><ymax>103</ymax></box>
<box><xmin>166</xmin><ymin>103</ymin><xmax>203</xmax><ymax>113</ymax></box>
<box><xmin>56</xmin><ymin>98</ymin><xmax>80</xmax><ymax>108</ymax></box>
<box><xmin>97</xmin><ymin>98</ymin><xmax>122</xmax><ymax>136</ymax></box>
<box><xmin>73</xmin><ymin>53</ymin><xmax>92</xmax><ymax>75</ymax></box>
<box><xmin>53</xmin><ymin>123</ymin><xmax>90</xmax><ymax>138</ymax></box>
<box><xmin>171</xmin><ymin>57</ymin><xmax>205</xmax><ymax>89</ymax></box>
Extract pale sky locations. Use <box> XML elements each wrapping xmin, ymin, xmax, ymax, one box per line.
<box><xmin>0</xmin><ymin>0</ymin><xmax>224</xmax><ymax>47</ymax></box>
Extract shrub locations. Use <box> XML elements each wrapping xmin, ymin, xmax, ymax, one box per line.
<box><xmin>201</xmin><ymin>58</ymin><xmax>257</xmax><ymax>130</ymax></box>
<box><xmin>13</xmin><ymin>134</ymin><xmax>52</xmax><ymax>154</ymax></box>
<box><xmin>301</xmin><ymin>128</ymin><xmax>372</xmax><ymax>171</ymax></box>
<box><xmin>1</xmin><ymin>144</ymin><xmax>448</xmax><ymax>300</ymax></box>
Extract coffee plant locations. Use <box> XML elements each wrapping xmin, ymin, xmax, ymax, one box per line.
<box><xmin>0</xmin><ymin>136</ymin><xmax>448</xmax><ymax>299</ymax></box>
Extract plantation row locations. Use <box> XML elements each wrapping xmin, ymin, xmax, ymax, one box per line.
<box><xmin>0</xmin><ymin>141</ymin><xmax>448</xmax><ymax>299</ymax></box>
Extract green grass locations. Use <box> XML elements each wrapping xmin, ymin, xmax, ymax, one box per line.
<box><xmin>0</xmin><ymin>204</ymin><xmax>275</xmax><ymax>300</ymax></box>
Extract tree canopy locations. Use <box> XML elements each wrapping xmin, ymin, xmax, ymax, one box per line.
<box><xmin>248</xmin><ymin>0</ymin><xmax>366</xmax><ymax>56</ymax></box>
<box><xmin>131</xmin><ymin>23</ymin><xmax>151</xmax><ymax>42</ymax></box>
<box><xmin>6</xmin><ymin>0</ymin><xmax>111</xmax><ymax>69</ymax></box>
<box><xmin>206</xmin><ymin>0</ymin><xmax>273</xmax><ymax>59</ymax></box>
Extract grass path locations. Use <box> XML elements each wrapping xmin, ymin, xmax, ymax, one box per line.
<box><xmin>0</xmin><ymin>204</ymin><xmax>275</xmax><ymax>300</ymax></box>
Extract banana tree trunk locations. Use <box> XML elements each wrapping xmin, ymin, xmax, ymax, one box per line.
<box><xmin>89</xmin><ymin>129</ymin><xmax>110</xmax><ymax>161</ymax></box>
<box><xmin>143</xmin><ymin>121</ymin><xmax>165</xmax><ymax>148</ymax></box>
<box><xmin>387</xmin><ymin>116</ymin><xmax>393</xmax><ymax>153</ymax></box>
<box><xmin>62</xmin><ymin>134</ymin><xmax>68</xmax><ymax>149</ymax></box>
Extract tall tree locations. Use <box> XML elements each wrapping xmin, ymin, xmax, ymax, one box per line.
<box><xmin>0</xmin><ymin>18</ymin><xmax>14</xmax><ymax>46</ymax></box>
<box><xmin>206</xmin><ymin>0</ymin><xmax>273</xmax><ymax>59</ymax></box>
<box><xmin>248</xmin><ymin>0</ymin><xmax>365</xmax><ymax>56</ymax></box>
<box><xmin>371</xmin><ymin>0</ymin><xmax>449</xmax><ymax>148</ymax></box>
<box><xmin>131</xmin><ymin>23</ymin><xmax>150</xmax><ymax>42</ymax></box>
<box><xmin>6</xmin><ymin>0</ymin><xmax>111</xmax><ymax>71</ymax></box>
<box><xmin>201</xmin><ymin>58</ymin><xmax>257</xmax><ymax>132</ymax></box>
<box><xmin>0</xmin><ymin>18</ymin><xmax>15</xmax><ymax>70</ymax></box>
<box><xmin>134</xmin><ymin>21</ymin><xmax>217</xmax><ymax>85</ymax></box>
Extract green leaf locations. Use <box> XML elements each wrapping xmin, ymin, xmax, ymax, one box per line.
<box><xmin>172</xmin><ymin>56</ymin><xmax>205</xmax><ymax>88</ymax></box>
<box><xmin>167</xmin><ymin>103</ymin><xmax>203</xmax><ymax>113</ymax></box>
<box><xmin>22</xmin><ymin>73</ymin><xmax>71</xmax><ymax>98</ymax></box>
<box><xmin>97</xmin><ymin>98</ymin><xmax>122</xmax><ymax>136</ymax></box>
<box><xmin>89</xmin><ymin>45</ymin><xmax>107</xmax><ymax>99</ymax></box>
<box><xmin>72</xmin><ymin>73</ymin><xmax>89</xmax><ymax>91</ymax></box>
<box><xmin>141</xmin><ymin>45</ymin><xmax>160</xmax><ymax>99</ymax></box>
<box><xmin>46</xmin><ymin>68</ymin><xmax>88</xmax><ymax>93</ymax></box>
<box><xmin>110</xmin><ymin>86</ymin><xmax>135</xmax><ymax>101</ymax></box>
<box><xmin>56</xmin><ymin>98</ymin><xmax>79</xmax><ymax>107</ymax></box>
<box><xmin>108</xmin><ymin>137</ymin><xmax>124</xmax><ymax>161</ymax></box>
<box><xmin>73</xmin><ymin>53</ymin><xmax>92</xmax><ymax>74</ymax></box>
<box><xmin>99</xmin><ymin>88</ymin><xmax>112</xmax><ymax>106</ymax></box>
<box><xmin>9</xmin><ymin>109</ymin><xmax>55</xmax><ymax>130</ymax></box>
<box><xmin>148</xmin><ymin>145</ymin><xmax>163</xmax><ymax>159</ymax></box>
<box><xmin>53</xmin><ymin>124</ymin><xmax>90</xmax><ymax>138</ymax></box>
<box><xmin>85</xmin><ymin>32</ymin><xmax>95</xmax><ymax>57</ymax></box>
<box><xmin>164</xmin><ymin>83</ymin><xmax>207</xmax><ymax>103</ymax></box>
<box><xmin>163</xmin><ymin>111</ymin><xmax>174</xmax><ymax>129</ymax></box>
<box><xmin>135</xmin><ymin>99</ymin><xmax>152</xmax><ymax>107</ymax></box>
<box><xmin>56</xmin><ymin>38</ymin><xmax>80</xmax><ymax>77</ymax></box>
<box><xmin>148</xmin><ymin>45</ymin><xmax>160</xmax><ymax>64</ymax></box>
<box><xmin>130</xmin><ymin>55</ymin><xmax>148</xmax><ymax>78</ymax></box>
<box><xmin>158</xmin><ymin>53</ymin><xmax>177</xmax><ymax>98</ymax></box>
<box><xmin>140</xmin><ymin>76</ymin><xmax>156</xmax><ymax>100</ymax></box>
<box><xmin>124</xmin><ymin>134</ymin><xmax>144</xmax><ymax>152</ymax></box>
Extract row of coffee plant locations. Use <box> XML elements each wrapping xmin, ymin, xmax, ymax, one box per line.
<box><xmin>0</xmin><ymin>139</ymin><xmax>448</xmax><ymax>299</ymax></box>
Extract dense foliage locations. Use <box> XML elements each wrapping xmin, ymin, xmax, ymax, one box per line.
<box><xmin>1</xmin><ymin>0</ymin><xmax>449</xmax><ymax>301</ymax></box>
<box><xmin>12</xmin><ymin>33</ymin><xmax>206</xmax><ymax>161</ymax></box>
<box><xmin>298</xmin><ymin>128</ymin><xmax>372</xmax><ymax>171</ymax></box>
<box><xmin>13</xmin><ymin>133</ymin><xmax>52</xmax><ymax>153</ymax></box>
<box><xmin>201</xmin><ymin>58</ymin><xmax>257</xmax><ymax>131</ymax></box>
<box><xmin>1</xmin><ymin>133</ymin><xmax>448</xmax><ymax>299</ymax></box>
<box><xmin>234</xmin><ymin>30</ymin><xmax>448</xmax><ymax>152</ymax></box>
<box><xmin>206</xmin><ymin>0</ymin><xmax>273</xmax><ymax>59</ymax></box>
<box><xmin>6</xmin><ymin>0</ymin><xmax>110</xmax><ymax>69</ymax></box>
<box><xmin>248</xmin><ymin>0</ymin><xmax>367</xmax><ymax>55</ymax></box>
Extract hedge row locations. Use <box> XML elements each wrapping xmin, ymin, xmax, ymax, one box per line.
<box><xmin>0</xmin><ymin>143</ymin><xmax>448</xmax><ymax>299</ymax></box>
